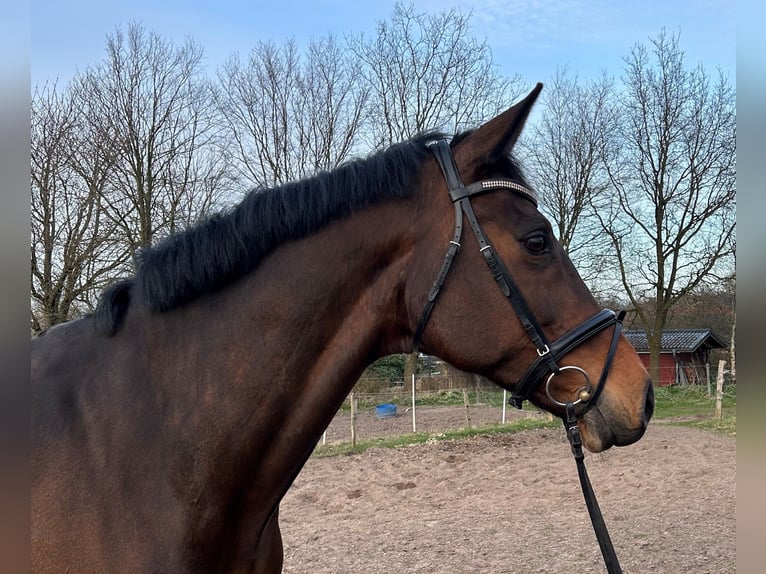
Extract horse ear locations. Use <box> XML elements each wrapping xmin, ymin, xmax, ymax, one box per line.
<box><xmin>453</xmin><ymin>82</ymin><xmax>543</xmax><ymax>174</ymax></box>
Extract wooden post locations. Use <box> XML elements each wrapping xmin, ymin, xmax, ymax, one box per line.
<box><xmin>730</xmin><ymin>314</ymin><xmax>736</xmax><ymax>382</ymax></box>
<box><xmin>715</xmin><ymin>360</ymin><xmax>725</xmax><ymax>421</ymax></box>
<box><xmin>350</xmin><ymin>392</ymin><xmax>357</xmax><ymax>448</ymax></box>
<box><xmin>411</xmin><ymin>374</ymin><xmax>416</xmax><ymax>433</ymax></box>
<box><xmin>463</xmin><ymin>388</ymin><xmax>471</xmax><ymax>429</ymax></box>
<box><xmin>706</xmin><ymin>363</ymin><xmax>711</xmax><ymax>397</ymax></box>
<box><xmin>502</xmin><ymin>389</ymin><xmax>507</xmax><ymax>424</ymax></box>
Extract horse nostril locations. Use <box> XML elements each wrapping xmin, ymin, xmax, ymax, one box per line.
<box><xmin>643</xmin><ymin>382</ymin><xmax>655</xmax><ymax>421</ymax></box>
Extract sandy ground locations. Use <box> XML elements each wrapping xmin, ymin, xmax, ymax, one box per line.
<box><xmin>280</xmin><ymin>409</ymin><xmax>735</xmax><ymax>573</ymax></box>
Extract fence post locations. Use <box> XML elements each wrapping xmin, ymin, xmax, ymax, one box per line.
<box><xmin>715</xmin><ymin>360</ymin><xmax>725</xmax><ymax>421</ymax></box>
<box><xmin>411</xmin><ymin>374</ymin><xmax>416</xmax><ymax>433</ymax></box>
<box><xmin>463</xmin><ymin>389</ymin><xmax>471</xmax><ymax>429</ymax></box>
<box><xmin>706</xmin><ymin>363</ymin><xmax>712</xmax><ymax>397</ymax></box>
<box><xmin>350</xmin><ymin>391</ymin><xmax>357</xmax><ymax>448</ymax></box>
<box><xmin>502</xmin><ymin>389</ymin><xmax>507</xmax><ymax>424</ymax></box>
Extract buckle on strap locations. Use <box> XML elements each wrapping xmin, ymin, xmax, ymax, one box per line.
<box><xmin>565</xmin><ymin>402</ymin><xmax>584</xmax><ymax>459</ymax></box>
<box><xmin>509</xmin><ymin>309</ymin><xmax>619</xmax><ymax>409</ymax></box>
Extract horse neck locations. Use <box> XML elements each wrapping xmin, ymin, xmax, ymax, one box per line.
<box><xmin>249</xmin><ymin>202</ymin><xmax>416</xmax><ymax>389</ymax></box>
<box><xmin>145</xmin><ymin>196</ymin><xmax>422</xmax><ymax>482</ymax></box>
<box><xmin>131</xmin><ymin>189</ymin><xmax>445</xmax><ymax>563</ymax></box>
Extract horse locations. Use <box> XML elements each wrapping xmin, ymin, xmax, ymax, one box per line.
<box><xmin>31</xmin><ymin>84</ymin><xmax>654</xmax><ymax>573</ymax></box>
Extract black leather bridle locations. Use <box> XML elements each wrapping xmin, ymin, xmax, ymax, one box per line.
<box><xmin>414</xmin><ymin>139</ymin><xmax>626</xmax><ymax>573</ymax></box>
<box><xmin>413</xmin><ymin>139</ymin><xmax>625</xmax><ymax>413</ymax></box>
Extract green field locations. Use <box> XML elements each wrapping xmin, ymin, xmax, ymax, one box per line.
<box><xmin>315</xmin><ymin>383</ymin><xmax>735</xmax><ymax>457</ymax></box>
<box><xmin>651</xmin><ymin>383</ymin><xmax>736</xmax><ymax>437</ymax></box>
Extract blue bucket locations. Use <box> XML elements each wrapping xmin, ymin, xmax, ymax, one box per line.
<box><xmin>375</xmin><ymin>403</ymin><xmax>397</xmax><ymax>418</ymax></box>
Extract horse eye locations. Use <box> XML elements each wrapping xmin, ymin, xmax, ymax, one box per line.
<box><xmin>523</xmin><ymin>235</ymin><xmax>548</xmax><ymax>254</ymax></box>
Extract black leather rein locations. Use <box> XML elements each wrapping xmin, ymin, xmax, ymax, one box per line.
<box><xmin>414</xmin><ymin>139</ymin><xmax>626</xmax><ymax>573</ymax></box>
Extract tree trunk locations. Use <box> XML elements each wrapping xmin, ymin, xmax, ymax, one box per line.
<box><xmin>647</xmin><ymin>330</ymin><xmax>663</xmax><ymax>385</ymax></box>
<box><xmin>729</xmin><ymin>312</ymin><xmax>736</xmax><ymax>383</ymax></box>
<box><xmin>403</xmin><ymin>352</ymin><xmax>419</xmax><ymax>385</ymax></box>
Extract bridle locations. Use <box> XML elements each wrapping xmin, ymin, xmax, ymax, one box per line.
<box><xmin>414</xmin><ymin>139</ymin><xmax>626</xmax><ymax>573</ymax></box>
<box><xmin>413</xmin><ymin>139</ymin><xmax>624</xmax><ymax>412</ymax></box>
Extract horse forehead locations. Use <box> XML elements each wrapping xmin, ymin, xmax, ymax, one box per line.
<box><xmin>472</xmin><ymin>191</ymin><xmax>549</xmax><ymax>232</ymax></box>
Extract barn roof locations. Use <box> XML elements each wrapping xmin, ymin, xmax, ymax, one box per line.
<box><xmin>624</xmin><ymin>329</ymin><xmax>726</xmax><ymax>354</ymax></box>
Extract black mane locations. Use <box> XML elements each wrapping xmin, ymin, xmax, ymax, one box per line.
<box><xmin>93</xmin><ymin>134</ymin><xmax>440</xmax><ymax>334</ymax></box>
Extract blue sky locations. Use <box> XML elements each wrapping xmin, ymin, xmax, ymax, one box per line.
<box><xmin>32</xmin><ymin>0</ymin><xmax>735</xmax><ymax>89</ymax></box>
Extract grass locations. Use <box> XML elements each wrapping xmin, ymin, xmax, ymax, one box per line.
<box><xmin>651</xmin><ymin>384</ymin><xmax>736</xmax><ymax>438</ymax></box>
<box><xmin>671</xmin><ymin>415</ymin><xmax>736</xmax><ymax>437</ymax></box>
<box><xmin>312</xmin><ymin>417</ymin><xmax>562</xmax><ymax>458</ymax></box>
<box><xmin>315</xmin><ymin>383</ymin><xmax>736</xmax><ymax>457</ymax></box>
<box><xmin>651</xmin><ymin>384</ymin><xmax>736</xmax><ymax>419</ymax></box>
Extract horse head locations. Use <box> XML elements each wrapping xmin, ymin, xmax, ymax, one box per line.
<box><xmin>406</xmin><ymin>84</ymin><xmax>653</xmax><ymax>452</ymax></box>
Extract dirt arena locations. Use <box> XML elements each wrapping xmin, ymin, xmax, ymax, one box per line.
<box><xmin>280</xmin><ymin>408</ymin><xmax>735</xmax><ymax>573</ymax></box>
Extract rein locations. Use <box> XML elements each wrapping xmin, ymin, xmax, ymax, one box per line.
<box><xmin>564</xmin><ymin>403</ymin><xmax>623</xmax><ymax>574</ymax></box>
<box><xmin>415</xmin><ymin>139</ymin><xmax>626</xmax><ymax>573</ymax></box>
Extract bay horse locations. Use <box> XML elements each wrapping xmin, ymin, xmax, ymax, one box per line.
<box><xmin>32</xmin><ymin>84</ymin><xmax>653</xmax><ymax>573</ymax></box>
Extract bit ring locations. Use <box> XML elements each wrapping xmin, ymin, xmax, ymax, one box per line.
<box><xmin>545</xmin><ymin>366</ymin><xmax>593</xmax><ymax>407</ymax></box>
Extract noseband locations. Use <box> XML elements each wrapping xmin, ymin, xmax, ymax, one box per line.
<box><xmin>415</xmin><ymin>139</ymin><xmax>628</xmax><ymax>573</ymax></box>
<box><xmin>413</xmin><ymin>139</ymin><xmax>625</xmax><ymax>413</ymax></box>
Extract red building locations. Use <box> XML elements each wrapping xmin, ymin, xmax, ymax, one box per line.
<box><xmin>623</xmin><ymin>329</ymin><xmax>726</xmax><ymax>387</ymax></box>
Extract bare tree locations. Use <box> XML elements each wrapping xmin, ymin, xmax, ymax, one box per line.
<box><xmin>597</xmin><ymin>30</ymin><xmax>736</xmax><ymax>381</ymax></box>
<box><xmin>216</xmin><ymin>40</ymin><xmax>301</xmax><ymax>187</ymax></box>
<box><xmin>216</xmin><ymin>35</ymin><xmax>367</xmax><ymax>188</ymax></box>
<box><xmin>31</xmin><ymin>23</ymin><xmax>231</xmax><ymax>330</ymax></box>
<box><xmin>350</xmin><ymin>2</ymin><xmax>525</xmax><ymax>146</ymax></box>
<box><xmin>630</xmin><ymin>274</ymin><xmax>735</xmax><ymax>343</ymax></box>
<box><xmin>348</xmin><ymin>2</ymin><xmax>528</xmax><ymax>371</ymax></box>
<box><xmin>519</xmin><ymin>70</ymin><xmax>618</xmax><ymax>288</ymax></box>
<box><xmin>296</xmin><ymin>36</ymin><xmax>369</xmax><ymax>174</ymax></box>
<box><xmin>77</xmin><ymin>22</ymin><xmax>227</xmax><ymax>251</ymax></box>
<box><xmin>31</xmin><ymin>83</ymin><xmax>128</xmax><ymax>331</ymax></box>
<box><xmin>729</xmin><ymin>306</ymin><xmax>736</xmax><ymax>382</ymax></box>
